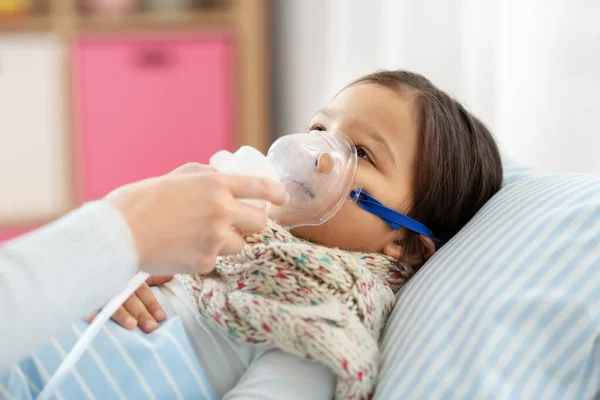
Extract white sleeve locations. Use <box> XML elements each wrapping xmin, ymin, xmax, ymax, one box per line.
<box><xmin>0</xmin><ymin>202</ymin><xmax>139</xmax><ymax>370</ymax></box>
<box><xmin>223</xmin><ymin>348</ymin><xmax>335</xmax><ymax>400</ymax></box>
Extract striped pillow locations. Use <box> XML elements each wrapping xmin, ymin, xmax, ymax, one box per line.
<box><xmin>375</xmin><ymin>164</ymin><xmax>600</xmax><ymax>399</ymax></box>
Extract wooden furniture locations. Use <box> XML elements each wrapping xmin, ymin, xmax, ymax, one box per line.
<box><xmin>0</xmin><ymin>0</ymin><xmax>271</xmax><ymax>239</ymax></box>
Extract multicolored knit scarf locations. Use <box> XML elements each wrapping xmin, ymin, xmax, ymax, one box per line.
<box><xmin>178</xmin><ymin>220</ymin><xmax>413</xmax><ymax>399</ymax></box>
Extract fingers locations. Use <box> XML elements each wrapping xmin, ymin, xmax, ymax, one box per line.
<box><xmin>171</xmin><ymin>163</ymin><xmax>214</xmax><ymax>175</ymax></box>
<box><xmin>85</xmin><ymin>313</ymin><xmax>96</xmax><ymax>323</ymax></box>
<box><xmin>218</xmin><ymin>230</ymin><xmax>247</xmax><ymax>256</ymax></box>
<box><xmin>123</xmin><ymin>291</ymin><xmax>159</xmax><ymax>333</ymax></box>
<box><xmin>146</xmin><ymin>275</ymin><xmax>173</xmax><ymax>286</ymax></box>
<box><xmin>94</xmin><ymin>282</ymin><xmax>167</xmax><ymax>333</ymax></box>
<box><xmin>135</xmin><ymin>283</ymin><xmax>166</xmax><ymax>322</ymax></box>
<box><xmin>112</xmin><ymin>306</ymin><xmax>137</xmax><ymax>330</ymax></box>
<box><xmin>229</xmin><ymin>202</ymin><xmax>270</xmax><ymax>233</ymax></box>
<box><xmin>172</xmin><ymin>165</ymin><xmax>289</xmax><ymax>205</ymax></box>
<box><xmin>223</xmin><ymin>175</ymin><xmax>289</xmax><ymax>206</ymax></box>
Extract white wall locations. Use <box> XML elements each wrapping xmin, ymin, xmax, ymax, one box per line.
<box><xmin>273</xmin><ymin>0</ymin><xmax>600</xmax><ymax>174</ymax></box>
<box><xmin>272</xmin><ymin>0</ymin><xmax>330</xmax><ymax>139</ymax></box>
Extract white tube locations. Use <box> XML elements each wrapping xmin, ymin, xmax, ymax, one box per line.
<box><xmin>37</xmin><ymin>271</ymin><xmax>150</xmax><ymax>400</ymax></box>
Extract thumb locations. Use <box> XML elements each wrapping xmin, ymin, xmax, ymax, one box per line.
<box><xmin>146</xmin><ymin>275</ymin><xmax>173</xmax><ymax>286</ymax></box>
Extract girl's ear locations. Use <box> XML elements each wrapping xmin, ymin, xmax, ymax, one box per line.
<box><xmin>383</xmin><ymin>234</ymin><xmax>436</xmax><ymax>266</ymax></box>
<box><xmin>382</xmin><ymin>241</ymin><xmax>403</xmax><ymax>260</ymax></box>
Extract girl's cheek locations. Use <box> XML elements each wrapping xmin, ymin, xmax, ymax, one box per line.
<box><xmin>352</xmin><ymin>167</ymin><xmax>367</xmax><ymax>189</ymax></box>
<box><xmin>352</xmin><ymin>168</ymin><xmax>377</xmax><ymax>194</ymax></box>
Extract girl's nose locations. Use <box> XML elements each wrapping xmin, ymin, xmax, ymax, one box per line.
<box><xmin>316</xmin><ymin>153</ymin><xmax>334</xmax><ymax>174</ymax></box>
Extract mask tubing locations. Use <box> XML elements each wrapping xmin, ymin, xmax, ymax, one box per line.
<box><xmin>37</xmin><ymin>271</ymin><xmax>150</xmax><ymax>400</ymax></box>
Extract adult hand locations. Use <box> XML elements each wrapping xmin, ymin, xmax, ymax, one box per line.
<box><xmin>104</xmin><ymin>163</ymin><xmax>288</xmax><ymax>275</ymax></box>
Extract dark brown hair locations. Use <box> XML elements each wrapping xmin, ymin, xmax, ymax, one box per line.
<box><xmin>352</xmin><ymin>70</ymin><xmax>503</xmax><ymax>263</ymax></box>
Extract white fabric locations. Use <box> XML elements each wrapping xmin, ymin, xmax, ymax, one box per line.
<box><xmin>273</xmin><ymin>0</ymin><xmax>600</xmax><ymax>174</ymax></box>
<box><xmin>160</xmin><ymin>280</ymin><xmax>336</xmax><ymax>399</ymax></box>
<box><xmin>375</xmin><ymin>163</ymin><xmax>600</xmax><ymax>399</ymax></box>
<box><xmin>0</xmin><ymin>202</ymin><xmax>138</xmax><ymax>370</ymax></box>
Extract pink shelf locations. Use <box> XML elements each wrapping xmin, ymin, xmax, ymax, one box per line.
<box><xmin>74</xmin><ymin>33</ymin><xmax>235</xmax><ymax>200</ymax></box>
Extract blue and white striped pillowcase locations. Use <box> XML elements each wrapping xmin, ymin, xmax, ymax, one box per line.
<box><xmin>375</xmin><ymin>166</ymin><xmax>600</xmax><ymax>399</ymax></box>
<box><xmin>0</xmin><ymin>289</ymin><xmax>217</xmax><ymax>400</ymax></box>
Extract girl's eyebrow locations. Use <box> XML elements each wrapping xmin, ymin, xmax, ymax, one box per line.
<box><xmin>315</xmin><ymin>107</ymin><xmax>336</xmax><ymax>119</ymax></box>
<box><xmin>315</xmin><ymin>108</ymin><xmax>397</xmax><ymax>167</ymax></box>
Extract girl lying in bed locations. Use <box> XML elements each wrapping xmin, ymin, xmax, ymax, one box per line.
<box><xmin>3</xmin><ymin>70</ymin><xmax>503</xmax><ymax>400</ymax></box>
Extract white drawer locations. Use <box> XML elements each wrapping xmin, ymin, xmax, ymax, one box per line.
<box><xmin>0</xmin><ymin>34</ymin><xmax>70</xmax><ymax>221</ymax></box>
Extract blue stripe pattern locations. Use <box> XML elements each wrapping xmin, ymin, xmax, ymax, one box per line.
<box><xmin>375</xmin><ymin>164</ymin><xmax>600</xmax><ymax>399</ymax></box>
<box><xmin>0</xmin><ymin>289</ymin><xmax>217</xmax><ymax>400</ymax></box>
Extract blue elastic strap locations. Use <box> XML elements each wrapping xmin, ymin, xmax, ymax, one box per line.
<box><xmin>350</xmin><ymin>189</ymin><xmax>438</xmax><ymax>240</ymax></box>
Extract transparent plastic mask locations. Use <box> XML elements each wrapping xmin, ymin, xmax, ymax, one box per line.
<box><xmin>210</xmin><ymin>129</ymin><xmax>359</xmax><ymax>229</ymax></box>
<box><xmin>266</xmin><ymin>130</ymin><xmax>359</xmax><ymax>228</ymax></box>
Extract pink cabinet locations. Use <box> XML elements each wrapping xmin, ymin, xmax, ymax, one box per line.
<box><xmin>74</xmin><ymin>34</ymin><xmax>234</xmax><ymax>200</ymax></box>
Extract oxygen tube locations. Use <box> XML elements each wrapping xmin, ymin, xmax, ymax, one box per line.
<box><xmin>37</xmin><ymin>271</ymin><xmax>150</xmax><ymax>400</ymax></box>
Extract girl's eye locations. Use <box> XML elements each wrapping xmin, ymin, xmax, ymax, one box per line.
<box><xmin>357</xmin><ymin>146</ymin><xmax>373</xmax><ymax>163</ymax></box>
<box><xmin>307</xmin><ymin>124</ymin><xmax>326</xmax><ymax>132</ymax></box>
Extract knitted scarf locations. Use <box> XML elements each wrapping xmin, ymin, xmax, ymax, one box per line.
<box><xmin>178</xmin><ymin>220</ymin><xmax>414</xmax><ymax>400</ymax></box>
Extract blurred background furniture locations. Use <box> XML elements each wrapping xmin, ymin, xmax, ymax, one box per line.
<box><xmin>3</xmin><ymin>0</ymin><xmax>599</xmax><ymax>241</ymax></box>
<box><xmin>0</xmin><ymin>0</ymin><xmax>271</xmax><ymax>239</ymax></box>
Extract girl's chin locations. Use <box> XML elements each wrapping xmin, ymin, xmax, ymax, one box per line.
<box><xmin>289</xmin><ymin>225</ymin><xmax>321</xmax><ymax>242</ymax></box>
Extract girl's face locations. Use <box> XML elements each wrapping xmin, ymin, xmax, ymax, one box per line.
<box><xmin>291</xmin><ymin>83</ymin><xmax>421</xmax><ymax>259</ymax></box>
